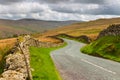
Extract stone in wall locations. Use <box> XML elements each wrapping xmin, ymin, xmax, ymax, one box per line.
<box><xmin>0</xmin><ymin>52</ymin><xmax>27</xmax><ymax>80</ymax></box>
<box><xmin>0</xmin><ymin>70</ymin><xmax>26</xmax><ymax>80</ymax></box>
<box><xmin>97</xmin><ymin>24</ymin><xmax>120</xmax><ymax>39</ymax></box>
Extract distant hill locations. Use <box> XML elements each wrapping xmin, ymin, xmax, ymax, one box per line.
<box><xmin>42</xmin><ymin>17</ymin><xmax>120</xmax><ymax>40</ymax></box>
<box><xmin>0</xmin><ymin>19</ymin><xmax>79</xmax><ymax>38</ymax></box>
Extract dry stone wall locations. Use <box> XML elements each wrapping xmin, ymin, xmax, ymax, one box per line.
<box><xmin>98</xmin><ymin>24</ymin><xmax>120</xmax><ymax>39</ymax></box>
<box><xmin>23</xmin><ymin>36</ymin><xmax>64</xmax><ymax>48</ymax></box>
<box><xmin>0</xmin><ymin>35</ymin><xmax>33</xmax><ymax>80</ymax></box>
<box><xmin>0</xmin><ymin>35</ymin><xmax>64</xmax><ymax>80</ymax></box>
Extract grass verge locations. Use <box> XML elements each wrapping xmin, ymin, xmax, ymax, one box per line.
<box><xmin>29</xmin><ymin>43</ymin><xmax>67</xmax><ymax>80</ymax></box>
<box><xmin>81</xmin><ymin>36</ymin><xmax>120</xmax><ymax>62</ymax></box>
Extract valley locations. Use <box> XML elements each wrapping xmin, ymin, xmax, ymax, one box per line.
<box><xmin>0</xmin><ymin>18</ymin><xmax>120</xmax><ymax>80</ymax></box>
<box><xmin>0</xmin><ymin>0</ymin><xmax>120</xmax><ymax>80</ymax></box>
<box><xmin>0</xmin><ymin>19</ymin><xmax>78</xmax><ymax>38</ymax></box>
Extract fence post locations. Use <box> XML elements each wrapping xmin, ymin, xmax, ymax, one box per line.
<box><xmin>18</xmin><ymin>43</ymin><xmax>33</xmax><ymax>80</ymax></box>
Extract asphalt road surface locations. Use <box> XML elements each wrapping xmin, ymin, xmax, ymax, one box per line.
<box><xmin>51</xmin><ymin>39</ymin><xmax>120</xmax><ymax>80</ymax></box>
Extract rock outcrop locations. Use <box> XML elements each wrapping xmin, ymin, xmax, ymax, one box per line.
<box><xmin>98</xmin><ymin>24</ymin><xmax>120</xmax><ymax>39</ymax></box>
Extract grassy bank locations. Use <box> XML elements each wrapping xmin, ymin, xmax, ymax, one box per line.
<box><xmin>29</xmin><ymin>43</ymin><xmax>67</xmax><ymax>80</ymax></box>
<box><xmin>81</xmin><ymin>36</ymin><xmax>120</xmax><ymax>62</ymax></box>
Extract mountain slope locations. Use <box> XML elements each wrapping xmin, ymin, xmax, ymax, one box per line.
<box><xmin>0</xmin><ymin>19</ymin><xmax>79</xmax><ymax>38</ymax></box>
<box><xmin>42</xmin><ymin>17</ymin><xmax>120</xmax><ymax>40</ymax></box>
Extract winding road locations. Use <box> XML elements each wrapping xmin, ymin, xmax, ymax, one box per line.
<box><xmin>51</xmin><ymin>39</ymin><xmax>120</xmax><ymax>80</ymax></box>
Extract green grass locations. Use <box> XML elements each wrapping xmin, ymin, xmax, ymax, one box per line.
<box><xmin>81</xmin><ymin>36</ymin><xmax>120</xmax><ymax>62</ymax></box>
<box><xmin>29</xmin><ymin>43</ymin><xmax>67</xmax><ymax>80</ymax></box>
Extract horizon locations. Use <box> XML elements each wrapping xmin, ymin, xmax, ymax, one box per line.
<box><xmin>0</xmin><ymin>18</ymin><xmax>82</xmax><ymax>21</ymax></box>
<box><xmin>0</xmin><ymin>0</ymin><xmax>120</xmax><ymax>21</ymax></box>
<box><xmin>1</xmin><ymin>17</ymin><xmax>120</xmax><ymax>22</ymax></box>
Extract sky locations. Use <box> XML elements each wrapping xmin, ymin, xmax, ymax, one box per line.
<box><xmin>0</xmin><ymin>0</ymin><xmax>120</xmax><ymax>21</ymax></box>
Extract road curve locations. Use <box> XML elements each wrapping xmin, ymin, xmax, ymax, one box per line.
<box><xmin>51</xmin><ymin>39</ymin><xmax>120</xmax><ymax>80</ymax></box>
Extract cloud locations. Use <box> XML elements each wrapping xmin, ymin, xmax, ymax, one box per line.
<box><xmin>0</xmin><ymin>2</ymin><xmax>50</xmax><ymax>14</ymax></box>
<box><xmin>50</xmin><ymin>3</ymin><xmax>100</xmax><ymax>14</ymax></box>
<box><xmin>0</xmin><ymin>0</ymin><xmax>106</xmax><ymax>4</ymax></box>
<box><xmin>49</xmin><ymin>1</ymin><xmax>120</xmax><ymax>15</ymax></box>
<box><xmin>74</xmin><ymin>0</ymin><xmax>106</xmax><ymax>4</ymax></box>
<box><xmin>0</xmin><ymin>0</ymin><xmax>119</xmax><ymax>21</ymax></box>
<box><xmin>38</xmin><ymin>0</ymin><xmax>106</xmax><ymax>4</ymax></box>
<box><xmin>0</xmin><ymin>0</ymin><xmax>24</xmax><ymax>5</ymax></box>
<box><xmin>99</xmin><ymin>4</ymin><xmax>120</xmax><ymax>15</ymax></box>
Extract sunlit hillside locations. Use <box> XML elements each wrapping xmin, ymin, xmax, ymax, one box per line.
<box><xmin>42</xmin><ymin>17</ymin><xmax>120</xmax><ymax>40</ymax></box>
<box><xmin>0</xmin><ymin>19</ymin><xmax>78</xmax><ymax>38</ymax></box>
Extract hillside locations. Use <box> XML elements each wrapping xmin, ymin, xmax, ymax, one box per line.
<box><xmin>42</xmin><ymin>17</ymin><xmax>120</xmax><ymax>40</ymax></box>
<box><xmin>81</xmin><ymin>24</ymin><xmax>120</xmax><ymax>62</ymax></box>
<box><xmin>0</xmin><ymin>19</ymin><xmax>78</xmax><ymax>38</ymax></box>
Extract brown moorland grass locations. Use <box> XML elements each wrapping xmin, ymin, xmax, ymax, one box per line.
<box><xmin>38</xmin><ymin>36</ymin><xmax>63</xmax><ymax>43</ymax></box>
<box><xmin>0</xmin><ymin>38</ymin><xmax>17</xmax><ymax>73</ymax></box>
<box><xmin>41</xmin><ymin>17</ymin><xmax>120</xmax><ymax>40</ymax></box>
<box><xmin>0</xmin><ymin>38</ymin><xmax>17</xmax><ymax>61</ymax></box>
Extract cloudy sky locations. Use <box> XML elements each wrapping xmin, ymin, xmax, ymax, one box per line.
<box><xmin>0</xmin><ymin>0</ymin><xmax>120</xmax><ymax>21</ymax></box>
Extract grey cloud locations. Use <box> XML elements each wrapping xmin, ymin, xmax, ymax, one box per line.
<box><xmin>50</xmin><ymin>2</ymin><xmax>120</xmax><ymax>15</ymax></box>
<box><xmin>38</xmin><ymin>0</ymin><xmax>106</xmax><ymax>4</ymax></box>
<box><xmin>0</xmin><ymin>0</ymin><xmax>119</xmax><ymax>21</ymax></box>
<box><xmin>0</xmin><ymin>2</ymin><xmax>48</xmax><ymax>14</ymax></box>
<box><xmin>100</xmin><ymin>5</ymin><xmax>120</xmax><ymax>15</ymax></box>
<box><xmin>85</xmin><ymin>5</ymin><xmax>120</xmax><ymax>15</ymax></box>
<box><xmin>37</xmin><ymin>0</ymin><xmax>68</xmax><ymax>3</ymax></box>
<box><xmin>0</xmin><ymin>0</ymin><xmax>109</xmax><ymax>5</ymax></box>
<box><xmin>0</xmin><ymin>0</ymin><xmax>24</xmax><ymax>5</ymax></box>
<box><xmin>74</xmin><ymin>0</ymin><xmax>106</xmax><ymax>4</ymax></box>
